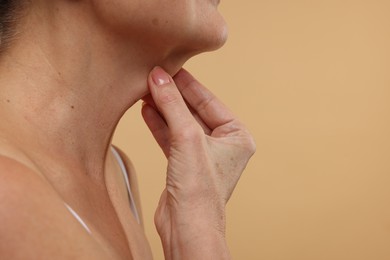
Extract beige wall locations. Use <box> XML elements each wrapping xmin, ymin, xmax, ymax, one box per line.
<box><xmin>113</xmin><ymin>1</ymin><xmax>390</xmax><ymax>259</ymax></box>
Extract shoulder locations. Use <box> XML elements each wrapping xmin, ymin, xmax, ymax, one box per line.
<box><xmin>0</xmin><ymin>156</ymin><xmax>73</xmax><ymax>217</ymax></box>
<box><xmin>0</xmin><ymin>156</ymin><xmax>108</xmax><ymax>259</ymax></box>
<box><xmin>0</xmin><ymin>155</ymin><xmax>44</xmax><ymax>200</ymax></box>
<box><xmin>0</xmin><ymin>156</ymin><xmax>58</xmax><ymax>240</ymax></box>
<box><xmin>0</xmin><ymin>155</ymin><xmax>63</xmax><ymax>206</ymax></box>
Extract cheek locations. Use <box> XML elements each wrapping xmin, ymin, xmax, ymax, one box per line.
<box><xmin>91</xmin><ymin>1</ymin><xmax>171</xmax><ymax>37</ymax></box>
<box><xmin>90</xmin><ymin>0</ymin><xmax>227</xmax><ymax>53</ymax></box>
<box><xmin>91</xmin><ymin>0</ymin><xmax>153</xmax><ymax>34</ymax></box>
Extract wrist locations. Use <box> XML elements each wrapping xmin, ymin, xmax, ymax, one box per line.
<box><xmin>158</xmin><ymin>208</ymin><xmax>230</xmax><ymax>260</ymax></box>
<box><xmin>164</xmin><ymin>225</ymin><xmax>230</xmax><ymax>260</ymax></box>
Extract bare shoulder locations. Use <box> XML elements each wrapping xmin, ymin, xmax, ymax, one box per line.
<box><xmin>0</xmin><ymin>155</ymin><xmax>48</xmax><ymax>203</ymax></box>
<box><xmin>111</xmin><ymin>146</ymin><xmax>145</xmax><ymax>225</ymax></box>
<box><xmin>0</xmin><ymin>156</ymin><xmax>108</xmax><ymax>259</ymax></box>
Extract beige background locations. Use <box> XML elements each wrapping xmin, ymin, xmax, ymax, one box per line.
<box><xmin>113</xmin><ymin>1</ymin><xmax>390</xmax><ymax>259</ymax></box>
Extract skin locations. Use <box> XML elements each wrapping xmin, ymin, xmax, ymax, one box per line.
<box><xmin>0</xmin><ymin>0</ymin><xmax>255</xmax><ymax>259</ymax></box>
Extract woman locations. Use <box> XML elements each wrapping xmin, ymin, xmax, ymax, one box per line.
<box><xmin>0</xmin><ymin>0</ymin><xmax>255</xmax><ymax>259</ymax></box>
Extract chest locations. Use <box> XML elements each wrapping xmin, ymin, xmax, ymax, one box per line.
<box><xmin>104</xmin><ymin>174</ymin><xmax>153</xmax><ymax>260</ymax></box>
<box><xmin>64</xmin><ymin>158</ymin><xmax>153</xmax><ymax>259</ymax></box>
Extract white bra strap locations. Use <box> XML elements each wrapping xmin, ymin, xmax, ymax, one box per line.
<box><xmin>65</xmin><ymin>203</ymin><xmax>92</xmax><ymax>234</ymax></box>
<box><xmin>111</xmin><ymin>146</ymin><xmax>141</xmax><ymax>224</ymax></box>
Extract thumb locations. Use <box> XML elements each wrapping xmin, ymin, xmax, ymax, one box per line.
<box><xmin>148</xmin><ymin>67</ymin><xmax>197</xmax><ymax>135</ymax></box>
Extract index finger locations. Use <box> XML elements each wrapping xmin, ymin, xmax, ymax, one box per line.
<box><xmin>173</xmin><ymin>69</ymin><xmax>236</xmax><ymax>130</ymax></box>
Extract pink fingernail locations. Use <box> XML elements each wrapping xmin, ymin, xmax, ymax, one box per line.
<box><xmin>152</xmin><ymin>67</ymin><xmax>171</xmax><ymax>86</ymax></box>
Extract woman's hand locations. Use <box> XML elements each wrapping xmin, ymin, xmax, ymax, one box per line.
<box><xmin>141</xmin><ymin>67</ymin><xmax>256</xmax><ymax>260</ymax></box>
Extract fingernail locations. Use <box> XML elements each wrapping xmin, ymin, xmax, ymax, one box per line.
<box><xmin>152</xmin><ymin>67</ymin><xmax>171</xmax><ymax>86</ymax></box>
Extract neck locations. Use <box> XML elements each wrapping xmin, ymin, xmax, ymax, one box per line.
<box><xmin>0</xmin><ymin>4</ymin><xmax>187</xmax><ymax>179</ymax></box>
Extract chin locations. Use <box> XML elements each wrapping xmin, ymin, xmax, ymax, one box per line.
<box><xmin>193</xmin><ymin>17</ymin><xmax>229</xmax><ymax>53</ymax></box>
<box><xmin>175</xmin><ymin>23</ymin><xmax>229</xmax><ymax>60</ymax></box>
<box><xmin>158</xmin><ymin>18</ymin><xmax>229</xmax><ymax>76</ymax></box>
<box><xmin>199</xmin><ymin>26</ymin><xmax>228</xmax><ymax>53</ymax></box>
<box><xmin>162</xmin><ymin>32</ymin><xmax>227</xmax><ymax>77</ymax></box>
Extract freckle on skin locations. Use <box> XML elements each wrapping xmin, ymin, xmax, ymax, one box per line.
<box><xmin>6</xmin><ymin>99</ymin><xmax>10</xmax><ymax>103</ymax></box>
<box><xmin>71</xmin><ymin>105</ymin><xmax>74</xmax><ymax>109</ymax></box>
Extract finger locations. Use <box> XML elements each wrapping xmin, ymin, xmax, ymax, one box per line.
<box><xmin>148</xmin><ymin>67</ymin><xmax>199</xmax><ymax>135</ymax></box>
<box><xmin>141</xmin><ymin>102</ymin><xmax>170</xmax><ymax>157</ymax></box>
<box><xmin>187</xmin><ymin>104</ymin><xmax>212</xmax><ymax>135</ymax></box>
<box><xmin>141</xmin><ymin>94</ymin><xmax>158</xmax><ymax>111</ymax></box>
<box><xmin>145</xmin><ymin>90</ymin><xmax>211</xmax><ymax>135</ymax></box>
<box><xmin>173</xmin><ymin>69</ymin><xmax>237</xmax><ymax>130</ymax></box>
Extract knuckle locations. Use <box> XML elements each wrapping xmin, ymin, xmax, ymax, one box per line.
<box><xmin>233</xmin><ymin>124</ymin><xmax>257</xmax><ymax>156</ymax></box>
<box><xmin>196</xmin><ymin>92</ymin><xmax>215</xmax><ymax>112</ymax></box>
<box><xmin>246</xmin><ymin>136</ymin><xmax>257</xmax><ymax>156</ymax></box>
<box><xmin>174</xmin><ymin>124</ymin><xmax>203</xmax><ymax>143</ymax></box>
<box><xmin>242</xmin><ymin>132</ymin><xmax>256</xmax><ymax>156</ymax></box>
